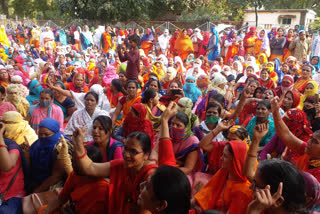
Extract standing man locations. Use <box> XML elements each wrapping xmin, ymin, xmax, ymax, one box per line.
<box><xmin>289</xmin><ymin>30</ymin><xmax>311</xmax><ymax>61</ymax></box>
<box><xmin>312</xmin><ymin>29</ymin><xmax>320</xmax><ymax>58</ymax></box>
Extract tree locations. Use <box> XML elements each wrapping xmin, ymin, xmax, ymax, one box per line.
<box><xmin>0</xmin><ymin>0</ymin><xmax>9</xmax><ymax>17</ymax></box>
<box><xmin>264</xmin><ymin>0</ymin><xmax>320</xmax><ymax>14</ymax></box>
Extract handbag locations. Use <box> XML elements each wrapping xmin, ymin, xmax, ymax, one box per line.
<box><xmin>0</xmin><ymin>162</ymin><xmax>22</xmax><ymax>206</ymax></box>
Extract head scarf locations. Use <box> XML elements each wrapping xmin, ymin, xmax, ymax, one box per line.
<box><xmin>26</xmin><ymin>80</ymin><xmax>42</xmax><ymax>106</ymax></box>
<box><xmin>301</xmin><ymin>172</ymin><xmax>320</xmax><ymax>213</ymax></box>
<box><xmin>183</xmin><ymin>76</ymin><xmax>202</xmax><ymax>104</ymax></box>
<box><xmin>103</xmin><ymin>66</ymin><xmax>119</xmax><ymax>85</ymax></box>
<box><xmin>281</xmin><ymin>75</ymin><xmax>294</xmax><ymax>92</ymax></box>
<box><xmin>29</xmin><ymin>118</ymin><xmax>70</xmax><ymax>184</ymax></box>
<box><xmin>210</xmin><ymin>64</ymin><xmax>222</xmax><ymax>73</ymax></box>
<box><xmin>176</xmin><ymin>97</ymin><xmax>195</xmax><ymax>137</ymax></box>
<box><xmin>208</xmin><ymin>73</ymin><xmax>227</xmax><ymax>95</ymax></box>
<box><xmin>174</xmin><ymin>29</ymin><xmax>194</xmax><ymax>54</ymax></box>
<box><xmin>256</xmin><ymin>53</ymin><xmax>268</xmax><ymax>66</ymax></box>
<box><xmin>141</xmin><ymin>28</ymin><xmax>154</xmax><ymax>41</ymax></box>
<box><xmin>311</xmin><ymin>56</ymin><xmax>320</xmax><ymax>72</ymax></box>
<box><xmin>225</xmin><ymin>29</ymin><xmax>238</xmax><ymax>43</ymax></box>
<box><xmin>6</xmin><ymin>84</ymin><xmax>29</xmax><ymax>117</ymax></box>
<box><xmin>122</xmin><ymin>103</ymin><xmax>154</xmax><ymax>140</ymax></box>
<box><xmin>300</xmin><ymin>81</ymin><xmax>319</xmax><ymax>108</ymax></box>
<box><xmin>258</xmin><ymin>29</ymin><xmax>269</xmax><ymax>51</ymax></box>
<box><xmin>229</xmin><ymin>125</ymin><xmax>251</xmax><ymax>145</ymax></box>
<box><xmin>2</xmin><ymin>111</ymin><xmax>38</xmax><ymax>145</ymax></box>
<box><xmin>191</xmin><ymin>28</ymin><xmax>203</xmax><ymax>42</ymax></box>
<box><xmin>187</xmin><ymin>53</ymin><xmax>195</xmax><ymax>63</ymax></box>
<box><xmin>196</xmin><ymin>74</ymin><xmax>210</xmax><ymax>90</ymax></box>
<box><xmin>282</xmin><ymin>108</ymin><xmax>313</xmax><ymax>141</ymax></box>
<box><xmin>160</xmin><ymin>67</ymin><xmax>176</xmax><ymax>84</ymax></box>
<box><xmin>89</xmin><ymin>84</ymin><xmax>110</xmax><ymax>111</ymax></box>
<box><xmin>69</xmin><ymin>73</ymin><xmax>86</xmax><ymax>93</ymax></box>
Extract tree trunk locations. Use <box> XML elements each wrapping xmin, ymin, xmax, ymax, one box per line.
<box><xmin>0</xmin><ymin>0</ymin><xmax>9</xmax><ymax>17</ymax></box>
<box><xmin>255</xmin><ymin>3</ymin><xmax>258</xmax><ymax>27</ymax></box>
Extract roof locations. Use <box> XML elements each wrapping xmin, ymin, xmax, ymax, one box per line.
<box><xmin>245</xmin><ymin>9</ymin><xmax>317</xmax><ymax>15</ymax></box>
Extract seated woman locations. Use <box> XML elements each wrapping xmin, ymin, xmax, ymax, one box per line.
<box><xmin>245</xmin><ymin>100</ymin><xmax>275</xmax><ymax>147</ymax></box>
<box><xmin>275</xmin><ymin>75</ymin><xmax>294</xmax><ymax>98</ymax></box>
<box><xmin>2</xmin><ymin>111</ymin><xmax>38</xmax><ymax>146</ymax></box>
<box><xmin>87</xmin><ymin>115</ymin><xmax>123</xmax><ymax>162</ymax></box>
<box><xmin>52</xmin><ymin>81</ymin><xmax>76</xmax><ymax>124</ymax></box>
<box><xmin>26</xmin><ymin>89</ymin><xmax>64</xmax><ymax>134</ymax></box>
<box><xmin>0</xmin><ymin>122</ymin><xmax>29</xmax><ymax>214</ymax></box>
<box><xmin>183</xmin><ymin>76</ymin><xmax>202</xmax><ymax>107</ymax></box>
<box><xmin>64</xmin><ymin>92</ymin><xmax>110</xmax><ymax>143</ymax></box>
<box><xmin>29</xmin><ymin>118</ymin><xmax>72</xmax><ymax>193</ymax></box>
<box><xmin>177</xmin><ymin>97</ymin><xmax>200</xmax><ymax>133</ymax></box>
<box><xmin>192</xmin><ymin>103</ymin><xmax>226</xmax><ymax>142</ymax></box>
<box><xmin>271</xmin><ymin>96</ymin><xmax>320</xmax><ymax>182</ymax></box>
<box><xmin>65</xmin><ymin>73</ymin><xmax>89</xmax><ymax>93</ymax></box>
<box><xmin>141</xmin><ymin>88</ymin><xmax>166</xmax><ymax>132</ymax></box>
<box><xmin>299</xmin><ymin>80</ymin><xmax>318</xmax><ymax>109</ymax></box>
<box><xmin>0</xmin><ymin>85</ymin><xmax>16</xmax><ymax>119</ymax></box>
<box><xmin>260</xmin><ymin>108</ymin><xmax>312</xmax><ymax>163</ymax></box>
<box><xmin>159</xmin><ymin>80</ymin><xmax>184</xmax><ymax>107</ymax></box>
<box><xmin>194</xmin><ymin>139</ymin><xmax>252</xmax><ymax>213</ymax></box>
<box><xmin>160</xmin><ymin>67</ymin><xmax>177</xmax><ymax>89</ymax></box>
<box><xmin>281</xmin><ymin>90</ymin><xmax>300</xmax><ymax>112</ymax></box>
<box><xmin>0</xmin><ymin>68</ymin><xmax>11</xmax><ymax>88</ymax></box>
<box><xmin>258</xmin><ymin>68</ymin><xmax>276</xmax><ymax>89</ymax></box>
<box><xmin>293</xmin><ymin>64</ymin><xmax>313</xmax><ymax>94</ymax></box>
<box><xmin>106</xmin><ymin>79</ymin><xmax>124</xmax><ymax>109</ymax></box>
<box><xmin>26</xmin><ymin>80</ymin><xmax>43</xmax><ymax>106</ymax></box>
<box><xmin>38</xmin><ymin>145</ymin><xmax>109</xmax><ymax>214</ymax></box>
<box><xmin>303</xmin><ymin>96</ymin><xmax>320</xmax><ymax>133</ymax></box>
<box><xmin>6</xmin><ymin>84</ymin><xmax>30</xmax><ymax>118</ymax></box>
<box><xmin>143</xmin><ymin>76</ymin><xmax>166</xmax><ymax>97</ymax></box>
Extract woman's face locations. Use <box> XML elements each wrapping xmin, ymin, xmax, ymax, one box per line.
<box><xmin>169</xmin><ymin>82</ymin><xmax>179</xmax><ymax>90</ymax></box>
<box><xmin>259</xmin><ymin>30</ymin><xmax>265</xmax><ymax>38</ymax></box>
<box><xmin>250</xmin><ymin>169</ymin><xmax>266</xmax><ymax>194</ymax></box>
<box><xmin>311</xmin><ymin>57</ymin><xmax>319</xmax><ymax>65</ymax></box>
<box><xmin>92</xmin><ymin>120</ymin><xmax>110</xmax><ymax>144</ymax></box>
<box><xmin>232</xmin><ymin>31</ymin><xmax>237</xmax><ymax>38</ymax></box>
<box><xmin>302</xmin><ymin>66</ymin><xmax>312</xmax><ymax>79</ymax></box>
<box><xmin>305</xmin><ymin>133</ymin><xmax>320</xmax><ymax>159</ymax></box>
<box><xmin>206</xmin><ymin>107</ymin><xmax>220</xmax><ymax>117</ymax></box>
<box><xmin>127</xmin><ymin>82</ymin><xmax>137</xmax><ymax>97</ymax></box>
<box><xmin>254</xmin><ymin>89</ymin><xmax>263</xmax><ymax>98</ymax></box>
<box><xmin>38</xmin><ymin>127</ymin><xmax>55</xmax><ymax>138</ymax></box>
<box><xmin>262</xmin><ymin>89</ymin><xmax>274</xmax><ymax>101</ymax></box>
<box><xmin>75</xmin><ymin>75</ymin><xmax>84</xmax><ymax>88</ymax></box>
<box><xmin>282</xmin><ymin>64</ymin><xmax>289</xmax><ymax>73</ymax></box>
<box><xmin>288</xmin><ymin>29</ymin><xmax>294</xmax><ymax>37</ymax></box>
<box><xmin>246</xmin><ymin>68</ymin><xmax>254</xmax><ymax>75</ymax></box>
<box><xmin>138</xmin><ymin>174</ymin><xmax>158</xmax><ymax>212</ymax></box>
<box><xmin>248</xmin><ymin>82</ymin><xmax>258</xmax><ymax>94</ymax></box>
<box><xmin>152</xmin><ymin>93</ymin><xmax>159</xmax><ymax>106</ymax></box>
<box><xmin>305</xmin><ymin>83</ymin><xmax>314</xmax><ymax>91</ymax></box>
<box><xmin>170</xmin><ymin>117</ymin><xmax>186</xmax><ymax>130</ymax></box>
<box><xmin>0</xmin><ymin>70</ymin><xmax>8</xmax><ymax>81</ymax></box>
<box><xmin>221</xmin><ymin>145</ymin><xmax>234</xmax><ymax>171</ymax></box>
<box><xmin>233</xmin><ymin>63</ymin><xmax>238</xmax><ymax>71</ymax></box>
<box><xmin>60</xmin><ymin>65</ymin><xmax>66</xmax><ymax>73</ymax></box>
<box><xmin>84</xmin><ymin>94</ymin><xmax>97</xmax><ymax>112</ymax></box>
<box><xmin>283</xmin><ymin>92</ymin><xmax>294</xmax><ymax>110</ymax></box>
<box><xmin>149</xmin><ymin>80</ymin><xmax>159</xmax><ymax>92</ymax></box>
<box><xmin>259</xmin><ymin>56</ymin><xmax>264</xmax><ymax>63</ymax></box>
<box><xmin>277</xmin><ymin>29</ymin><xmax>284</xmax><ymax>36</ymax></box>
<box><xmin>256</xmin><ymin>104</ymin><xmax>269</xmax><ymax>119</ymax></box>
<box><xmin>53</xmin><ymin>84</ymin><xmax>63</xmax><ymax>98</ymax></box>
<box><xmin>227</xmin><ymin>132</ymin><xmax>241</xmax><ymax>141</ymax></box>
<box><xmin>119</xmin><ymin>73</ymin><xmax>127</xmax><ymax>83</ymax></box>
<box><xmin>260</xmin><ymin>70</ymin><xmax>269</xmax><ymax>79</ymax></box>
<box><xmin>123</xmin><ymin>137</ymin><xmax>149</xmax><ymax>168</ymax></box>
<box><xmin>183</xmin><ymin>30</ymin><xmax>187</xmax><ymax>36</ymax></box>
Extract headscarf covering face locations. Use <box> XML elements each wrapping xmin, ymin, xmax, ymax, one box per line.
<box><xmin>208</xmin><ymin>73</ymin><xmax>227</xmax><ymax>95</ymax></box>
<box><xmin>177</xmin><ymin>97</ymin><xmax>193</xmax><ymax>117</ymax></box>
<box><xmin>161</xmin><ymin>67</ymin><xmax>176</xmax><ymax>83</ymax></box>
<box><xmin>183</xmin><ymin>76</ymin><xmax>202</xmax><ymax>104</ymax></box>
<box><xmin>281</xmin><ymin>75</ymin><xmax>294</xmax><ymax>92</ymax></box>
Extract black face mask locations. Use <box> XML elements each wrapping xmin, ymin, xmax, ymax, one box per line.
<box><xmin>303</xmin><ymin>108</ymin><xmax>316</xmax><ymax>122</ymax></box>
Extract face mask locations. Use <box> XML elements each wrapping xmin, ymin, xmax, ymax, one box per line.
<box><xmin>185</xmin><ymin>82</ymin><xmax>193</xmax><ymax>91</ymax></box>
<box><xmin>39</xmin><ymin>100</ymin><xmax>51</xmax><ymax>108</ymax></box>
<box><xmin>169</xmin><ymin>127</ymin><xmax>186</xmax><ymax>144</ymax></box>
<box><xmin>305</xmin><ymin>89</ymin><xmax>315</xmax><ymax>96</ymax></box>
<box><xmin>27</xmin><ymin>62</ymin><xmax>32</xmax><ymax>66</ymax></box>
<box><xmin>206</xmin><ymin>115</ymin><xmax>219</xmax><ymax>124</ymax></box>
<box><xmin>261</xmin><ymin>76</ymin><xmax>268</xmax><ymax>81</ymax></box>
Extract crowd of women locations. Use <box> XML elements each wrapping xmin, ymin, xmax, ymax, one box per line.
<box><xmin>0</xmin><ymin>22</ymin><xmax>320</xmax><ymax>214</ymax></box>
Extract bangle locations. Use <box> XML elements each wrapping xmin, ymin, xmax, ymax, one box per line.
<box><xmin>159</xmin><ymin>137</ymin><xmax>171</xmax><ymax>142</ymax></box>
<box><xmin>247</xmin><ymin>153</ymin><xmax>257</xmax><ymax>158</ymax></box>
<box><xmin>275</xmin><ymin>118</ymin><xmax>283</xmax><ymax>122</ymax></box>
<box><xmin>0</xmin><ymin>144</ymin><xmax>7</xmax><ymax>149</ymax></box>
<box><xmin>75</xmin><ymin>149</ymin><xmax>87</xmax><ymax>159</ymax></box>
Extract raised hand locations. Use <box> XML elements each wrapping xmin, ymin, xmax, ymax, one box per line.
<box><xmin>20</xmin><ymin>136</ymin><xmax>30</xmax><ymax>153</ymax></box>
<box><xmin>217</xmin><ymin>119</ymin><xmax>235</xmax><ymax>131</ymax></box>
<box><xmin>72</xmin><ymin>127</ymin><xmax>86</xmax><ymax>146</ymax></box>
<box><xmin>270</xmin><ymin>96</ymin><xmax>281</xmax><ymax>113</ymax></box>
<box><xmin>161</xmin><ymin>102</ymin><xmax>178</xmax><ymax>121</ymax></box>
<box><xmin>253</xmin><ymin>121</ymin><xmax>269</xmax><ymax>141</ymax></box>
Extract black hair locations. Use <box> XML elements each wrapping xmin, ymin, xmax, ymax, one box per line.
<box><xmin>40</xmin><ymin>88</ymin><xmax>54</xmax><ymax>99</ymax></box>
<box><xmin>127</xmin><ymin>132</ymin><xmax>151</xmax><ymax>154</ymax></box>
<box><xmin>84</xmin><ymin>91</ymin><xmax>99</xmax><ymax>103</ymax></box>
<box><xmin>0</xmin><ymin>85</ymin><xmax>5</xmax><ymax>95</ymax></box>
<box><xmin>54</xmin><ymin>81</ymin><xmax>66</xmax><ymax>90</ymax></box>
<box><xmin>54</xmin><ymin>62</ymin><xmax>59</xmax><ymax>68</ymax></box>
<box><xmin>258</xmin><ymin>159</ymin><xmax>306</xmax><ymax>213</ymax></box>
<box><xmin>148</xmin><ymin>78</ymin><xmax>161</xmax><ymax>93</ymax></box>
<box><xmin>169</xmin><ymin>80</ymin><xmax>182</xmax><ymax>89</ymax></box>
<box><xmin>126</xmin><ymin>80</ymin><xmax>138</xmax><ymax>89</ymax></box>
<box><xmin>209</xmin><ymin>93</ymin><xmax>225</xmax><ymax>107</ymax></box>
<box><xmin>85</xmin><ymin>145</ymin><xmax>103</xmax><ymax>163</ymax></box>
<box><xmin>261</xmin><ymin>67</ymin><xmax>271</xmax><ymax>74</ymax></box>
<box><xmin>128</xmin><ymin>34</ymin><xmax>141</xmax><ymax>46</ymax></box>
<box><xmin>172</xmin><ymin>112</ymin><xmax>189</xmax><ymax>127</ymax></box>
<box><xmin>226</xmin><ymin>144</ymin><xmax>234</xmax><ymax>156</ymax></box>
<box><xmin>227</xmin><ymin>74</ymin><xmax>235</xmax><ymax>82</ymax></box>
<box><xmin>247</xmin><ymin>79</ymin><xmax>259</xmax><ymax>87</ymax></box>
<box><xmin>206</xmin><ymin>103</ymin><xmax>222</xmax><ymax>115</ymax></box>
<box><xmin>141</xmin><ymin>88</ymin><xmax>157</xmax><ymax>104</ymax></box>
<box><xmin>93</xmin><ymin>115</ymin><xmax>112</xmax><ymax>134</ymax></box>
<box><xmin>152</xmin><ymin>166</ymin><xmax>191</xmax><ymax>214</ymax></box>
<box><xmin>253</xmin><ymin>86</ymin><xmax>265</xmax><ymax>98</ymax></box>
<box><xmin>111</xmin><ymin>79</ymin><xmax>124</xmax><ymax>94</ymax></box>
<box><xmin>149</xmin><ymin>73</ymin><xmax>158</xmax><ymax>78</ymax></box>
<box><xmin>257</xmin><ymin>100</ymin><xmax>271</xmax><ymax>110</ymax></box>
<box><xmin>201</xmin><ymin>211</ymin><xmax>224</xmax><ymax>214</ymax></box>
<box><xmin>118</xmin><ymin>70</ymin><xmax>127</xmax><ymax>76</ymax></box>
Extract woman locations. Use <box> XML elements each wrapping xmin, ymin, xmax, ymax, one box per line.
<box><xmin>270</xmin><ymin>27</ymin><xmax>286</xmax><ymax>62</ymax></box>
<box><xmin>254</xmin><ymin>29</ymin><xmax>270</xmax><ymax>58</ymax></box>
<box><xmin>52</xmin><ymin>81</ymin><xmax>76</xmax><ymax>123</ymax></box>
<box><xmin>64</xmin><ymin>92</ymin><xmax>110</xmax><ymax>143</ymax></box>
<box><xmin>106</xmin><ymin>79</ymin><xmax>125</xmax><ymax>109</ymax></box>
<box><xmin>224</xmin><ymin>30</ymin><xmax>240</xmax><ymax>64</ymax></box>
<box><xmin>281</xmin><ymin>90</ymin><xmax>301</xmax><ymax>112</ymax></box>
<box><xmin>112</xmin><ymin>80</ymin><xmax>141</xmax><ymax>127</ymax></box>
<box><xmin>244</xmin><ymin>26</ymin><xmax>258</xmax><ymax>55</ymax></box>
<box><xmin>256</xmin><ymin>53</ymin><xmax>268</xmax><ymax>70</ymax></box>
<box><xmin>207</xmin><ymin>73</ymin><xmax>227</xmax><ymax>96</ymax></box>
<box><xmin>299</xmin><ymin>80</ymin><xmax>318</xmax><ymax>109</ymax></box>
<box><xmin>159</xmin><ymin>80</ymin><xmax>184</xmax><ymax>107</ymax></box>
<box><xmin>294</xmin><ymin>65</ymin><xmax>313</xmax><ymax>94</ymax></box>
<box><xmin>87</xmin><ymin>115</ymin><xmax>123</xmax><ymax>162</ymax></box>
<box><xmin>177</xmin><ymin>97</ymin><xmax>200</xmax><ymax>133</ymax></box>
<box><xmin>26</xmin><ymin>80</ymin><xmax>43</xmax><ymax>106</ymax></box>
<box><xmin>0</xmin><ymin>85</ymin><xmax>16</xmax><ymax>119</ymax></box>
<box><xmin>141</xmin><ymin>88</ymin><xmax>166</xmax><ymax>131</ymax></box>
<box><xmin>144</xmin><ymin>77</ymin><xmax>166</xmax><ymax>97</ymax></box>
<box><xmin>29</xmin><ymin>118</ymin><xmax>72</xmax><ymax>193</ymax></box>
<box><xmin>283</xmin><ymin>28</ymin><xmax>294</xmax><ymax>61</ymax></box>
<box><xmin>174</xmin><ymin>29</ymin><xmax>194</xmax><ymax>61</ymax></box>
<box><xmin>194</xmin><ymin>140</ymin><xmax>252</xmax><ymax>213</ymax></box>
<box><xmin>0</xmin><ymin>122</ymin><xmax>28</xmax><ymax>214</ymax></box>
<box><xmin>258</xmin><ymin>68</ymin><xmax>276</xmax><ymax>89</ymax></box>
<box><xmin>207</xmin><ymin>27</ymin><xmax>220</xmax><ymax>63</ymax></box>
<box><xmin>0</xmin><ymin>68</ymin><xmax>10</xmax><ymax>88</ymax></box>
<box><xmin>275</xmin><ymin>75</ymin><xmax>294</xmax><ymax>98</ymax></box>
<box><xmin>260</xmin><ymin>108</ymin><xmax>312</xmax><ymax>164</ymax></box>
<box><xmin>115</xmin><ymin>103</ymin><xmax>154</xmax><ymax>146</ymax></box>
<box><xmin>66</xmin><ymin>73</ymin><xmax>89</xmax><ymax>93</ymax></box>
<box><xmin>160</xmin><ymin>67</ymin><xmax>176</xmax><ymax>89</ymax></box>
<box><xmin>246</xmin><ymin>100</ymin><xmax>275</xmax><ymax>147</ymax></box>
<box><xmin>183</xmin><ymin>76</ymin><xmax>202</xmax><ymax>106</ymax></box>
<box><xmin>26</xmin><ymin>89</ymin><xmax>64</xmax><ymax>134</ymax></box>
<box><xmin>141</xmin><ymin>28</ymin><xmax>154</xmax><ymax>56</ymax></box>
<box><xmin>2</xmin><ymin>111</ymin><xmax>38</xmax><ymax>146</ymax></box>
<box><xmin>311</xmin><ymin>55</ymin><xmax>320</xmax><ymax>72</ymax></box>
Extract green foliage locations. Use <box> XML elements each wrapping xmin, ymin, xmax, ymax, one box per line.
<box><xmin>310</xmin><ymin>18</ymin><xmax>320</xmax><ymax>30</ymax></box>
<box><xmin>264</xmin><ymin>0</ymin><xmax>319</xmax><ymax>14</ymax></box>
<box><xmin>178</xmin><ymin>7</ymin><xmax>223</xmax><ymax>22</ymax></box>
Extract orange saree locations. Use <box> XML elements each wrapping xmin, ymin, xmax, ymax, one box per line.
<box><xmin>174</xmin><ymin>30</ymin><xmax>194</xmax><ymax>61</ymax></box>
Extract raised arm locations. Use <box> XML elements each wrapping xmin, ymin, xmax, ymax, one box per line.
<box><xmin>73</xmin><ymin>127</ymin><xmax>111</xmax><ymax>178</ymax></box>
<box><xmin>47</xmin><ymin>81</ymin><xmax>72</xmax><ymax>98</ymax></box>
<box><xmin>271</xmin><ymin>97</ymin><xmax>304</xmax><ymax>153</ymax></box>
<box><xmin>0</xmin><ymin>123</ymin><xmax>19</xmax><ymax>172</ymax></box>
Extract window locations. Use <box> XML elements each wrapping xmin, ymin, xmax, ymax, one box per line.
<box><xmin>282</xmin><ymin>18</ymin><xmax>292</xmax><ymax>24</ymax></box>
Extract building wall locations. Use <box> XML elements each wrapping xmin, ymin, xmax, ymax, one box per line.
<box><xmin>244</xmin><ymin>11</ymin><xmax>301</xmax><ymax>25</ymax></box>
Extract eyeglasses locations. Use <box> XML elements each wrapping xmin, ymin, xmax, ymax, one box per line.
<box><xmin>123</xmin><ymin>147</ymin><xmax>144</xmax><ymax>156</ymax></box>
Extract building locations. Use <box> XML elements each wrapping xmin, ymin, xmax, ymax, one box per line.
<box><xmin>244</xmin><ymin>9</ymin><xmax>317</xmax><ymax>30</ymax></box>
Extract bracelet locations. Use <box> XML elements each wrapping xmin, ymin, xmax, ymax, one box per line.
<box><xmin>275</xmin><ymin>118</ymin><xmax>283</xmax><ymax>122</ymax></box>
<box><xmin>159</xmin><ymin>137</ymin><xmax>171</xmax><ymax>142</ymax></box>
<box><xmin>247</xmin><ymin>153</ymin><xmax>257</xmax><ymax>158</ymax></box>
<box><xmin>0</xmin><ymin>144</ymin><xmax>8</xmax><ymax>149</ymax></box>
<box><xmin>75</xmin><ymin>149</ymin><xmax>87</xmax><ymax>159</ymax></box>
<box><xmin>211</xmin><ymin>129</ymin><xmax>217</xmax><ymax>135</ymax></box>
